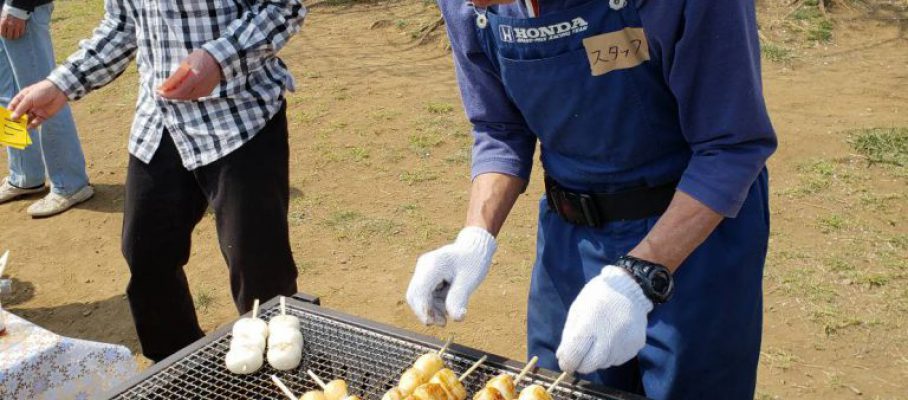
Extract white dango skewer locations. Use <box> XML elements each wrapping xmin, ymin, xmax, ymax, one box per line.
<box><xmin>546</xmin><ymin>371</ymin><xmax>569</xmax><ymax>394</ymax></box>
<box><xmin>267</xmin><ymin>296</ymin><xmax>303</xmax><ymax>370</ymax></box>
<box><xmin>272</xmin><ymin>374</ymin><xmax>300</xmax><ymax>400</ymax></box>
<box><xmin>225</xmin><ymin>299</ymin><xmax>267</xmax><ymax>374</ymax></box>
<box><xmin>308</xmin><ymin>370</ymin><xmax>357</xmax><ymax>400</ymax></box>
<box><xmin>270</xmin><ymin>296</ymin><xmax>302</xmax><ymax>331</ymax></box>
<box><xmin>297</xmin><ymin>367</ymin><xmax>328</xmax><ymax>400</ymax></box>
<box><xmin>232</xmin><ymin>298</ymin><xmax>268</xmax><ymax>345</ymax></box>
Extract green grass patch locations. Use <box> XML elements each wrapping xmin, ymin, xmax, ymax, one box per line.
<box><xmin>444</xmin><ymin>148</ymin><xmax>471</xmax><ymax>165</ymax></box>
<box><xmin>807</xmin><ymin>19</ymin><xmax>834</xmax><ymax>42</ymax></box>
<box><xmin>323</xmin><ymin>210</ymin><xmax>402</xmax><ymax>240</ymax></box>
<box><xmin>785</xmin><ymin>159</ymin><xmax>837</xmax><ymax>196</ymax></box>
<box><xmin>288</xmin><ymin>209</ymin><xmax>306</xmax><ymax>226</ymax></box>
<box><xmin>370</xmin><ymin>109</ymin><xmax>401</xmax><ymax>121</ymax></box>
<box><xmin>399</xmin><ymin>169</ymin><xmax>439</xmax><ymax>185</ymax></box>
<box><xmin>888</xmin><ymin>234</ymin><xmax>908</xmax><ymax>250</ymax></box>
<box><xmin>761</xmin><ymin>42</ymin><xmax>794</xmax><ymax>63</ymax></box>
<box><xmin>817</xmin><ymin>214</ymin><xmax>846</xmax><ymax>233</ymax></box>
<box><xmin>409</xmin><ymin>132</ymin><xmax>445</xmax><ymax>152</ymax></box>
<box><xmin>825</xmin><ymin>258</ymin><xmax>855</xmax><ymax>273</ymax></box>
<box><xmin>761</xmin><ymin>348</ymin><xmax>802</xmax><ymax>371</ymax></box>
<box><xmin>325</xmin><ymin>211</ymin><xmax>362</xmax><ymax>227</ymax></box>
<box><xmin>348</xmin><ymin>146</ymin><xmax>370</xmax><ymax>161</ymax></box>
<box><xmin>849</xmin><ymin>127</ymin><xmax>908</xmax><ymax>168</ymax></box>
<box><xmin>792</xmin><ymin>8</ymin><xmax>821</xmax><ymax>21</ymax></box>
<box><xmin>194</xmin><ymin>287</ymin><xmax>216</xmax><ymax>312</ymax></box>
<box><xmin>426</xmin><ymin>102</ymin><xmax>455</xmax><ymax>114</ymax></box>
<box><xmin>296</xmin><ymin>260</ymin><xmax>315</xmax><ymax>273</ymax></box>
<box><xmin>858</xmin><ymin>273</ymin><xmax>890</xmax><ymax>287</ymax></box>
<box><xmin>810</xmin><ymin>307</ymin><xmax>867</xmax><ymax>336</ymax></box>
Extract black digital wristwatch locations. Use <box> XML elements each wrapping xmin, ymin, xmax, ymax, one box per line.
<box><xmin>616</xmin><ymin>255</ymin><xmax>675</xmax><ymax>304</ymax></box>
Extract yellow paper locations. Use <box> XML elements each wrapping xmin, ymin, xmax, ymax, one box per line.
<box><xmin>0</xmin><ymin>106</ymin><xmax>31</xmax><ymax>150</ymax></box>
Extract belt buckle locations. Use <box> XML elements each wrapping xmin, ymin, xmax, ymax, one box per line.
<box><xmin>555</xmin><ymin>191</ymin><xmax>600</xmax><ymax>227</ymax></box>
<box><xmin>577</xmin><ymin>193</ymin><xmax>601</xmax><ymax>227</ymax></box>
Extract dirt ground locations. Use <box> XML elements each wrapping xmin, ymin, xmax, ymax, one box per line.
<box><xmin>0</xmin><ymin>0</ymin><xmax>905</xmax><ymax>399</ymax></box>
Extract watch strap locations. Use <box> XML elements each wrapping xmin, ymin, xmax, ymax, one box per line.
<box><xmin>616</xmin><ymin>255</ymin><xmax>674</xmax><ymax>304</ymax></box>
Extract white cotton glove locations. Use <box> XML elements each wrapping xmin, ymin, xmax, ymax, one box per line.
<box><xmin>556</xmin><ymin>266</ymin><xmax>654</xmax><ymax>374</ymax></box>
<box><xmin>406</xmin><ymin>226</ymin><xmax>497</xmax><ymax>326</ymax></box>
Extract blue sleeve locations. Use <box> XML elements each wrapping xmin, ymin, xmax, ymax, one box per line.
<box><xmin>666</xmin><ymin>0</ymin><xmax>777</xmax><ymax>217</ymax></box>
<box><xmin>439</xmin><ymin>1</ymin><xmax>537</xmax><ymax>181</ymax></box>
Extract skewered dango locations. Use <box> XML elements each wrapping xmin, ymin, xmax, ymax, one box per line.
<box><xmin>412</xmin><ymin>383</ymin><xmax>450</xmax><ymax>400</ymax></box>
<box><xmin>302</xmin><ymin>391</ymin><xmax>327</xmax><ymax>400</ymax></box>
<box><xmin>226</xmin><ymin>299</ymin><xmax>267</xmax><ymax>374</ymax></box>
<box><xmin>266</xmin><ymin>296</ymin><xmax>303</xmax><ymax>371</ymax></box>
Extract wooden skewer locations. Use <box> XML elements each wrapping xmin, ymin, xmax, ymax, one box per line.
<box><xmin>459</xmin><ymin>355</ymin><xmax>488</xmax><ymax>381</ymax></box>
<box><xmin>437</xmin><ymin>336</ymin><xmax>454</xmax><ymax>356</ymax></box>
<box><xmin>281</xmin><ymin>296</ymin><xmax>287</xmax><ymax>316</ymax></box>
<box><xmin>546</xmin><ymin>372</ymin><xmax>570</xmax><ymax>394</ymax></box>
<box><xmin>307</xmin><ymin>369</ymin><xmax>328</xmax><ymax>389</ymax></box>
<box><xmin>0</xmin><ymin>250</ymin><xmax>9</xmax><ymax>275</ymax></box>
<box><xmin>515</xmin><ymin>356</ymin><xmax>539</xmax><ymax>383</ymax></box>
<box><xmin>272</xmin><ymin>375</ymin><xmax>300</xmax><ymax>400</ymax></box>
<box><xmin>252</xmin><ymin>299</ymin><xmax>260</xmax><ymax>319</ymax></box>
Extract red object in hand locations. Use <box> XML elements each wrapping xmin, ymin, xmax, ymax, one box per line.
<box><xmin>158</xmin><ymin>63</ymin><xmax>195</xmax><ymax>94</ymax></box>
<box><xmin>157</xmin><ymin>50</ymin><xmax>223</xmax><ymax>100</ymax></box>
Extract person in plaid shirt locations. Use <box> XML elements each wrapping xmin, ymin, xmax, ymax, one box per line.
<box><xmin>10</xmin><ymin>0</ymin><xmax>306</xmax><ymax>361</ymax></box>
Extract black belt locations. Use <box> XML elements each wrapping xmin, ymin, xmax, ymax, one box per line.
<box><xmin>544</xmin><ymin>176</ymin><xmax>677</xmax><ymax>227</ymax></box>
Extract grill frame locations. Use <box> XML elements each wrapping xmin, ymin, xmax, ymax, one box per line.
<box><xmin>104</xmin><ymin>293</ymin><xmax>646</xmax><ymax>400</ymax></box>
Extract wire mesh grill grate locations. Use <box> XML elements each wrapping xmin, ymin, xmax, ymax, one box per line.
<box><xmin>111</xmin><ymin>301</ymin><xmax>632</xmax><ymax>400</ymax></box>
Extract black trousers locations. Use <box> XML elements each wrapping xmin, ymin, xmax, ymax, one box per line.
<box><xmin>122</xmin><ymin>105</ymin><xmax>298</xmax><ymax>362</ymax></box>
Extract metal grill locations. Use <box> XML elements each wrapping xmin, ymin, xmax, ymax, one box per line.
<box><xmin>107</xmin><ymin>296</ymin><xmax>644</xmax><ymax>400</ymax></box>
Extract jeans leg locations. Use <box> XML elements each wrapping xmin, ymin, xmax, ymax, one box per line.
<box><xmin>2</xmin><ymin>4</ymin><xmax>88</xmax><ymax>195</ymax></box>
<box><xmin>196</xmin><ymin>104</ymin><xmax>298</xmax><ymax>313</ymax></box>
<box><xmin>0</xmin><ymin>40</ymin><xmax>45</xmax><ymax>189</ymax></box>
<box><xmin>122</xmin><ymin>132</ymin><xmax>208</xmax><ymax>362</ymax></box>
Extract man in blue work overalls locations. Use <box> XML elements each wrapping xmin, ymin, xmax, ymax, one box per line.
<box><xmin>405</xmin><ymin>0</ymin><xmax>777</xmax><ymax>398</ymax></box>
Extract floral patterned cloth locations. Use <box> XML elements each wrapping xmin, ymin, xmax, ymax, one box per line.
<box><xmin>0</xmin><ymin>310</ymin><xmax>138</xmax><ymax>399</ymax></box>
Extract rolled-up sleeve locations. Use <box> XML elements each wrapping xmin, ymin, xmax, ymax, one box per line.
<box><xmin>667</xmin><ymin>0</ymin><xmax>777</xmax><ymax>217</ymax></box>
<box><xmin>440</xmin><ymin>1</ymin><xmax>537</xmax><ymax>181</ymax></box>
<box><xmin>202</xmin><ymin>0</ymin><xmax>306</xmax><ymax>82</ymax></box>
<box><xmin>46</xmin><ymin>0</ymin><xmax>138</xmax><ymax>101</ymax></box>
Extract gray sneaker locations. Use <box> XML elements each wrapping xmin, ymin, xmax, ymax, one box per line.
<box><xmin>0</xmin><ymin>177</ymin><xmax>46</xmax><ymax>204</ymax></box>
<box><xmin>27</xmin><ymin>185</ymin><xmax>95</xmax><ymax>218</ymax></box>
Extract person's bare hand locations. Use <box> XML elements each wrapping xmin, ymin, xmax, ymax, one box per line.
<box><xmin>0</xmin><ymin>13</ymin><xmax>26</xmax><ymax>40</ymax></box>
<box><xmin>471</xmin><ymin>0</ymin><xmax>516</xmax><ymax>7</ymax></box>
<box><xmin>158</xmin><ymin>49</ymin><xmax>223</xmax><ymax>101</ymax></box>
<box><xmin>9</xmin><ymin>80</ymin><xmax>68</xmax><ymax>129</ymax></box>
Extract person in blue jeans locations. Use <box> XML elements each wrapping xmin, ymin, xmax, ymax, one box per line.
<box><xmin>0</xmin><ymin>0</ymin><xmax>92</xmax><ymax>217</ymax></box>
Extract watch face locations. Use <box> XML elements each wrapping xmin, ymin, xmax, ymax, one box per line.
<box><xmin>651</xmin><ymin>270</ymin><xmax>669</xmax><ymax>292</ymax></box>
<box><xmin>649</xmin><ymin>269</ymin><xmax>673</xmax><ymax>301</ymax></box>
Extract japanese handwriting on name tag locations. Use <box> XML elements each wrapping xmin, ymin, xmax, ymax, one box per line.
<box><xmin>0</xmin><ymin>106</ymin><xmax>31</xmax><ymax>150</ymax></box>
<box><xmin>582</xmin><ymin>27</ymin><xmax>650</xmax><ymax>76</ymax></box>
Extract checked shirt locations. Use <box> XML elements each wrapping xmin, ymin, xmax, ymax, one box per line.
<box><xmin>47</xmin><ymin>0</ymin><xmax>306</xmax><ymax>169</ymax></box>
